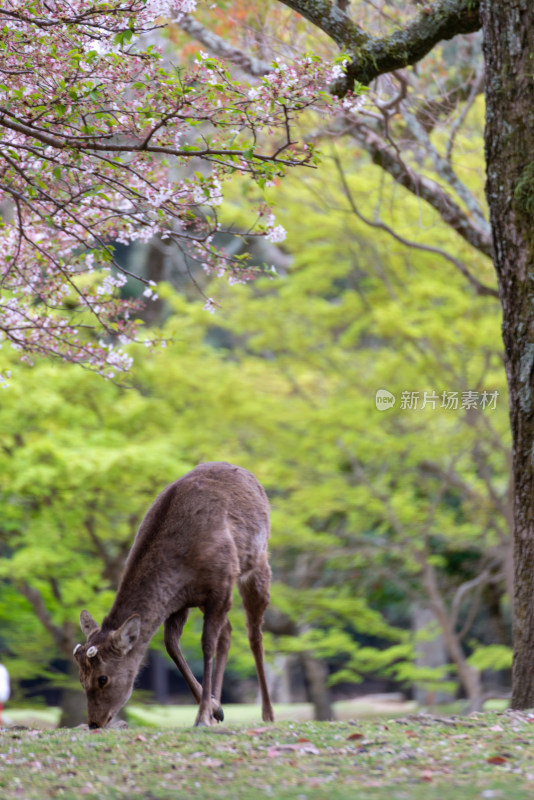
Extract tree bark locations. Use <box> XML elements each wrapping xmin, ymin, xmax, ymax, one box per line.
<box><xmin>150</xmin><ymin>651</ymin><xmax>170</xmax><ymax>704</ymax></box>
<box><xmin>480</xmin><ymin>0</ymin><xmax>534</xmax><ymax>709</ymax></box>
<box><xmin>280</xmin><ymin>0</ymin><xmax>480</xmax><ymax>89</ymax></box>
<box><xmin>412</xmin><ymin>605</ymin><xmax>455</xmax><ymax>706</ymax></box>
<box><xmin>300</xmin><ymin>651</ymin><xmax>335</xmax><ymax>720</ymax></box>
<box><xmin>59</xmin><ymin>661</ymin><xmax>87</xmax><ymax>728</ymax></box>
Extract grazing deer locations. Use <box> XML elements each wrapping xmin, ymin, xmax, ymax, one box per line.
<box><xmin>73</xmin><ymin>462</ymin><xmax>274</xmax><ymax>728</ymax></box>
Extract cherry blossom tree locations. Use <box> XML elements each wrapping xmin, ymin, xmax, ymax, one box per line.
<box><xmin>0</xmin><ymin>0</ymin><xmax>361</xmax><ymax>379</ymax></box>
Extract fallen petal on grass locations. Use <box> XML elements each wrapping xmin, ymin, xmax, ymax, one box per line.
<box><xmin>2</xmin><ymin>711</ymin><xmax>534</xmax><ymax>799</ymax></box>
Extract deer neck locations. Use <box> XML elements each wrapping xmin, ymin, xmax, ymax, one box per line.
<box><xmin>102</xmin><ymin>561</ymin><xmax>170</xmax><ymax>649</ymax></box>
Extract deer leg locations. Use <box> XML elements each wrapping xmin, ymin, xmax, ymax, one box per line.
<box><xmin>164</xmin><ymin>609</ymin><xmax>224</xmax><ymax>722</ymax></box>
<box><xmin>238</xmin><ymin>558</ymin><xmax>275</xmax><ymax>722</ymax></box>
<box><xmin>212</xmin><ymin>618</ymin><xmax>232</xmax><ymax>706</ymax></box>
<box><xmin>164</xmin><ymin>609</ymin><xmax>202</xmax><ymax>702</ymax></box>
<box><xmin>195</xmin><ymin>600</ymin><xmax>230</xmax><ymax>727</ymax></box>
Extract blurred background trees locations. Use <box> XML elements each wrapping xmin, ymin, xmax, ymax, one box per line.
<box><xmin>0</xmin><ymin>143</ymin><xmax>510</xmax><ymax>722</ymax></box>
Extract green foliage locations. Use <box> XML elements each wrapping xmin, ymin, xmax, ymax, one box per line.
<box><xmin>206</xmin><ymin>133</ymin><xmax>508</xmax><ymax>693</ymax></box>
<box><xmin>0</xmin><ymin>125</ymin><xmax>510</xmax><ymax>704</ymax></box>
<box><xmin>467</xmin><ymin>645</ymin><xmax>513</xmax><ymax>672</ymax></box>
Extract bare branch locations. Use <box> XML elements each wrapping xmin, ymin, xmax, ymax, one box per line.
<box><xmin>332</xmin><ymin>152</ymin><xmax>498</xmax><ymax>297</ymax></box>
<box><xmin>17</xmin><ymin>581</ymin><xmax>70</xmax><ymax>653</ymax></box>
<box><xmin>335</xmin><ymin>119</ymin><xmax>493</xmax><ymax>257</ymax></box>
<box><xmin>450</xmin><ymin>569</ymin><xmax>490</xmax><ymax>631</ymax></box>
<box><xmin>173</xmin><ymin>13</ymin><xmax>270</xmax><ymax>75</ymax></box>
<box><xmin>401</xmin><ymin>106</ymin><xmax>490</xmax><ymax>236</ymax></box>
<box><xmin>446</xmin><ymin>62</ymin><xmax>485</xmax><ymax>162</ymax></box>
<box><xmin>418</xmin><ymin>553</ymin><xmax>484</xmax><ymax>707</ymax></box>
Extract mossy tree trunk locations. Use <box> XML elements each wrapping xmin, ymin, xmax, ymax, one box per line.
<box><xmin>481</xmin><ymin>0</ymin><xmax>534</xmax><ymax>709</ymax></box>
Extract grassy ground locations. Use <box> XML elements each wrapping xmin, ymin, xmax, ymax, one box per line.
<box><xmin>2</xmin><ymin>696</ymin><xmax>419</xmax><ymax>730</ymax></box>
<box><xmin>2</xmin><ymin>709</ymin><xmax>534</xmax><ymax>799</ymax></box>
<box><xmin>125</xmin><ymin>696</ymin><xmax>418</xmax><ymax>727</ymax></box>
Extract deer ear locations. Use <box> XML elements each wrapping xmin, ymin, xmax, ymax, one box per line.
<box><xmin>80</xmin><ymin>610</ymin><xmax>100</xmax><ymax>638</ymax></box>
<box><xmin>112</xmin><ymin>615</ymin><xmax>140</xmax><ymax>655</ymax></box>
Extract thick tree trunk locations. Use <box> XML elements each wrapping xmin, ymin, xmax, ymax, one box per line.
<box><xmin>264</xmin><ymin>654</ymin><xmax>293</xmax><ymax>704</ymax></box>
<box><xmin>59</xmin><ymin>661</ymin><xmax>87</xmax><ymax>728</ymax></box>
<box><xmin>481</xmin><ymin>0</ymin><xmax>534</xmax><ymax>708</ymax></box>
<box><xmin>412</xmin><ymin>605</ymin><xmax>455</xmax><ymax>707</ymax></box>
<box><xmin>300</xmin><ymin>651</ymin><xmax>335</xmax><ymax>721</ymax></box>
<box><xmin>150</xmin><ymin>651</ymin><xmax>170</xmax><ymax>704</ymax></box>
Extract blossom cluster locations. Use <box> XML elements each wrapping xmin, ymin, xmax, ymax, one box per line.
<box><xmin>0</xmin><ymin>2</ymin><xmax>362</xmax><ymax>376</ymax></box>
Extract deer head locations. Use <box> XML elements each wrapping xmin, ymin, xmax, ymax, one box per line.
<box><xmin>73</xmin><ymin>610</ymin><xmax>141</xmax><ymax>728</ymax></box>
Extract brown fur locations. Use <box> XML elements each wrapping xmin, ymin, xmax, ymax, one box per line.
<box><xmin>74</xmin><ymin>462</ymin><xmax>274</xmax><ymax>727</ymax></box>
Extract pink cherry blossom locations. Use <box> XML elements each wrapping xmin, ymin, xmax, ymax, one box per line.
<box><xmin>0</xmin><ymin>2</ymin><xmax>361</xmax><ymax>375</ymax></box>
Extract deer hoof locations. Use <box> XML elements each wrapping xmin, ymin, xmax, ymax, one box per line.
<box><xmin>210</xmin><ymin>694</ymin><xmax>224</xmax><ymax>722</ymax></box>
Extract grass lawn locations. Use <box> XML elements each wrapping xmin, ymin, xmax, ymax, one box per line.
<box><xmin>124</xmin><ymin>696</ymin><xmax>418</xmax><ymax>727</ymax></box>
<box><xmin>2</xmin><ymin>708</ymin><xmax>534</xmax><ymax>799</ymax></box>
<box><xmin>2</xmin><ymin>696</ymin><xmax>419</xmax><ymax>730</ymax></box>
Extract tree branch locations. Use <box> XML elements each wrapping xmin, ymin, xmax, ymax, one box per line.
<box><xmin>446</xmin><ymin>61</ymin><xmax>485</xmax><ymax>162</ymax></box>
<box><xmin>332</xmin><ymin>152</ymin><xmax>498</xmax><ymax>297</ymax></box>
<box><xmin>401</xmin><ymin>105</ymin><xmax>490</xmax><ymax>236</ymax></box>
<box><xmin>17</xmin><ymin>581</ymin><xmax>71</xmax><ymax>654</ymax></box>
<box><xmin>338</xmin><ymin>119</ymin><xmax>493</xmax><ymax>257</ymax></box>
<box><xmin>450</xmin><ymin>569</ymin><xmax>490</xmax><ymax>631</ymax></box>
<box><xmin>0</xmin><ymin>112</ymin><xmax>307</xmax><ymax>167</ymax></box>
<box><xmin>279</xmin><ymin>0</ymin><xmax>481</xmax><ymax>89</ymax></box>
<box><xmin>173</xmin><ymin>13</ymin><xmax>270</xmax><ymax>75</ymax></box>
<box><xmin>278</xmin><ymin>0</ymin><xmax>369</xmax><ymax>50</ymax></box>
<box><xmin>418</xmin><ymin>551</ymin><xmax>484</xmax><ymax>708</ymax></box>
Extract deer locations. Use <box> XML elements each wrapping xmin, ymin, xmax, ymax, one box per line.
<box><xmin>73</xmin><ymin>462</ymin><xmax>274</xmax><ymax>728</ymax></box>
